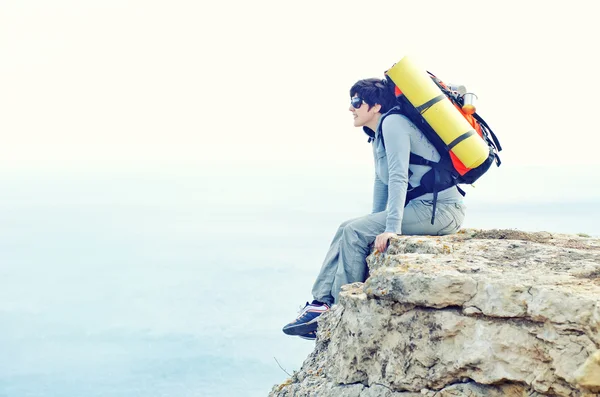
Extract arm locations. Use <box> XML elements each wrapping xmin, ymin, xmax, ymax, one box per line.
<box><xmin>381</xmin><ymin>115</ymin><xmax>412</xmax><ymax>234</ymax></box>
<box><xmin>372</xmin><ymin>173</ymin><xmax>388</xmax><ymax>213</ymax></box>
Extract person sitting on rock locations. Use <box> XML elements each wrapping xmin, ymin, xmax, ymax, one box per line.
<box><xmin>282</xmin><ymin>77</ymin><xmax>467</xmax><ymax>341</ymax></box>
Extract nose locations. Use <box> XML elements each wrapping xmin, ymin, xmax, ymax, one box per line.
<box><xmin>349</xmin><ymin>104</ymin><xmax>355</xmax><ymax>112</ymax></box>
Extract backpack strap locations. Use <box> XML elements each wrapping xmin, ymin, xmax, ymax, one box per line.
<box><xmin>403</xmin><ymin>169</ymin><xmax>443</xmax><ymax>225</ymax></box>
<box><xmin>473</xmin><ymin>113</ymin><xmax>502</xmax><ymax>151</ymax></box>
<box><xmin>405</xmin><ymin>154</ymin><xmax>464</xmax><ymax>224</ymax></box>
<box><xmin>415</xmin><ymin>94</ymin><xmax>446</xmax><ymax>113</ymax></box>
<box><xmin>472</xmin><ymin>113</ymin><xmax>502</xmax><ymax>168</ymax></box>
<box><xmin>375</xmin><ymin>107</ymin><xmax>403</xmax><ymax>145</ymax></box>
<box><xmin>378</xmin><ymin>119</ymin><xmax>462</xmax><ymax>225</ymax></box>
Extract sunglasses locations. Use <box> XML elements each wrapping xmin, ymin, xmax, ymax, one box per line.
<box><xmin>351</xmin><ymin>96</ymin><xmax>366</xmax><ymax>109</ymax></box>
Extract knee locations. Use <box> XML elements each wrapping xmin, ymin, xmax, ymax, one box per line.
<box><xmin>341</xmin><ymin>221</ymin><xmax>362</xmax><ymax>242</ymax></box>
<box><xmin>341</xmin><ymin>219</ymin><xmax>358</xmax><ymax>233</ymax></box>
<box><xmin>339</xmin><ymin>218</ymin><xmax>355</xmax><ymax>230</ymax></box>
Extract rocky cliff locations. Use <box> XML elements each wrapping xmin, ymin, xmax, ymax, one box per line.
<box><xmin>269</xmin><ymin>229</ymin><xmax>600</xmax><ymax>397</ymax></box>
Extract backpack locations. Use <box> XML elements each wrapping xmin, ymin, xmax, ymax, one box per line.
<box><xmin>378</xmin><ymin>61</ymin><xmax>502</xmax><ymax>224</ymax></box>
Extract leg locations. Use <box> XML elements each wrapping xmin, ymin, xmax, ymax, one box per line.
<box><xmin>283</xmin><ymin>215</ymin><xmax>376</xmax><ymax>337</ymax></box>
<box><xmin>312</xmin><ymin>212</ymin><xmax>387</xmax><ymax>304</ymax></box>
<box><xmin>283</xmin><ymin>203</ymin><xmax>464</xmax><ymax>338</ymax></box>
<box><xmin>309</xmin><ymin>216</ymin><xmax>362</xmax><ymax>305</ymax></box>
<box><xmin>401</xmin><ymin>200</ymin><xmax>466</xmax><ymax>236</ymax></box>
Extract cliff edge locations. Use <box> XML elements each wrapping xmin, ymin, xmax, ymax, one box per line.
<box><xmin>270</xmin><ymin>229</ymin><xmax>600</xmax><ymax>397</ymax></box>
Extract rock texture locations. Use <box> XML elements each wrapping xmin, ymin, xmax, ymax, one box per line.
<box><xmin>269</xmin><ymin>229</ymin><xmax>600</xmax><ymax>397</ymax></box>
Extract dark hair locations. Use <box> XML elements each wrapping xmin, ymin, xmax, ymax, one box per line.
<box><xmin>349</xmin><ymin>78</ymin><xmax>397</xmax><ymax>114</ymax></box>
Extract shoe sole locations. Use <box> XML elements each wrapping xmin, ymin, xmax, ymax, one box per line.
<box><xmin>282</xmin><ymin>317</ymin><xmax>319</xmax><ymax>336</ymax></box>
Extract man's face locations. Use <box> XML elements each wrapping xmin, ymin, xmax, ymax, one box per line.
<box><xmin>349</xmin><ymin>94</ymin><xmax>378</xmax><ymax>128</ymax></box>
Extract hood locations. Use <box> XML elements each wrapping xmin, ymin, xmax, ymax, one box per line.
<box><xmin>363</xmin><ymin>126</ymin><xmax>375</xmax><ymax>142</ymax></box>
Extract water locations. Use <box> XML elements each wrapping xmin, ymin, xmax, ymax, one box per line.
<box><xmin>1</xmin><ymin>168</ymin><xmax>598</xmax><ymax>397</ymax></box>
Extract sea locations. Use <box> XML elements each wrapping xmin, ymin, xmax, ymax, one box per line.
<box><xmin>1</xmin><ymin>166</ymin><xmax>598</xmax><ymax>397</ymax></box>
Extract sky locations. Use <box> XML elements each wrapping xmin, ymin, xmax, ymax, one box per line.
<box><xmin>0</xmin><ymin>2</ymin><xmax>599</xmax><ymax>394</ymax></box>
<box><xmin>1</xmin><ymin>0</ymin><xmax>599</xmax><ymax>196</ymax></box>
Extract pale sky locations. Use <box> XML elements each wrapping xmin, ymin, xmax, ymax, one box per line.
<box><xmin>2</xmin><ymin>0</ymin><xmax>600</xmax><ymax>175</ymax></box>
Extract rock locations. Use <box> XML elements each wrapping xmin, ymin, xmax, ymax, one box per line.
<box><xmin>574</xmin><ymin>350</ymin><xmax>600</xmax><ymax>391</ymax></box>
<box><xmin>269</xmin><ymin>229</ymin><xmax>600</xmax><ymax>397</ymax></box>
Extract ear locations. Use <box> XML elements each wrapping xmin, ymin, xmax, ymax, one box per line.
<box><xmin>370</xmin><ymin>103</ymin><xmax>382</xmax><ymax>114</ymax></box>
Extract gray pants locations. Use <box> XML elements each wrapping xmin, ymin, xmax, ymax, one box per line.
<box><xmin>311</xmin><ymin>200</ymin><xmax>466</xmax><ymax>305</ymax></box>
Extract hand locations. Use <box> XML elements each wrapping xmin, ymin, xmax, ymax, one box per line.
<box><xmin>374</xmin><ymin>232</ymin><xmax>396</xmax><ymax>253</ymax></box>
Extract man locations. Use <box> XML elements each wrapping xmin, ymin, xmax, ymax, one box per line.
<box><xmin>282</xmin><ymin>78</ymin><xmax>466</xmax><ymax>340</ymax></box>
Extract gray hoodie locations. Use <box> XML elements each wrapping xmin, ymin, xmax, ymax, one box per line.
<box><xmin>371</xmin><ymin>112</ymin><xmax>464</xmax><ymax>233</ymax></box>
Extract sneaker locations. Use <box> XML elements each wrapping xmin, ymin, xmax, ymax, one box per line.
<box><xmin>282</xmin><ymin>301</ymin><xmax>330</xmax><ymax>336</ymax></box>
<box><xmin>298</xmin><ymin>330</ymin><xmax>317</xmax><ymax>341</ymax></box>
